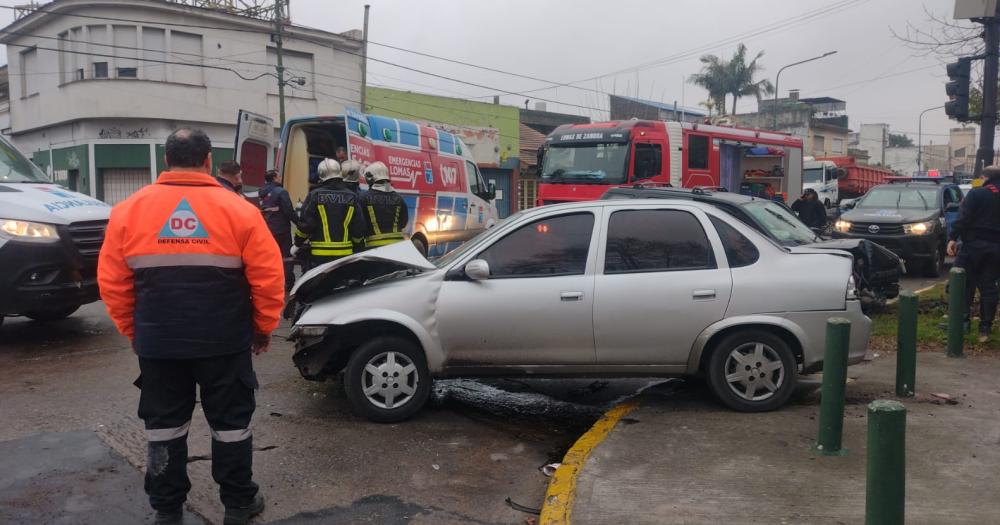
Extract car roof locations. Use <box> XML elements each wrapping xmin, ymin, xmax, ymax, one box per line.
<box><xmin>601</xmin><ymin>186</ymin><xmax>779</xmax><ymax>207</ymax></box>
<box><xmin>520</xmin><ymin>190</ymin><xmax>752</xmax><ymax>220</ymax></box>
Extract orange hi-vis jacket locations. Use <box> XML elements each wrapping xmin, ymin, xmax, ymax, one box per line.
<box><xmin>98</xmin><ymin>171</ymin><xmax>285</xmax><ymax>359</ymax></box>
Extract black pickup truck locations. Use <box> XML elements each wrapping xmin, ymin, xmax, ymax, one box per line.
<box><xmin>603</xmin><ymin>186</ymin><xmax>902</xmax><ymax>307</ymax></box>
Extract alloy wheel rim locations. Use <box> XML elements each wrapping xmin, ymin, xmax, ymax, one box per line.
<box><xmin>361</xmin><ymin>351</ymin><xmax>418</xmax><ymax>410</ymax></box>
<box><xmin>724</xmin><ymin>342</ymin><xmax>785</xmax><ymax>402</ymax></box>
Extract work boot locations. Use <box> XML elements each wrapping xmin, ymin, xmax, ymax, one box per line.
<box><xmin>979</xmin><ymin>326</ymin><xmax>992</xmax><ymax>344</ymax></box>
<box><xmin>223</xmin><ymin>493</ymin><xmax>265</xmax><ymax>525</ymax></box>
<box><xmin>153</xmin><ymin>509</ymin><xmax>183</xmax><ymax>525</ymax></box>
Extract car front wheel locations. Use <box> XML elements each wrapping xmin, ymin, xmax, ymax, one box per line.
<box><xmin>706</xmin><ymin>330</ymin><xmax>797</xmax><ymax>412</ymax></box>
<box><xmin>343</xmin><ymin>336</ymin><xmax>431</xmax><ymax>423</ymax></box>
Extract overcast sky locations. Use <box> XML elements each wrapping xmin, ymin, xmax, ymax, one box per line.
<box><xmin>0</xmin><ymin>0</ymin><xmax>976</xmax><ymax>145</ymax></box>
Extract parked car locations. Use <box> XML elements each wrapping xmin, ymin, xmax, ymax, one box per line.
<box><xmin>603</xmin><ymin>186</ymin><xmax>902</xmax><ymax>307</ymax></box>
<box><xmin>288</xmin><ymin>199</ymin><xmax>871</xmax><ymax>422</ymax></box>
<box><xmin>832</xmin><ymin>178</ymin><xmax>963</xmax><ymax>277</ymax></box>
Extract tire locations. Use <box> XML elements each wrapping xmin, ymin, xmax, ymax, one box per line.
<box><xmin>922</xmin><ymin>244</ymin><xmax>944</xmax><ymax>278</ymax></box>
<box><xmin>411</xmin><ymin>236</ymin><xmax>428</xmax><ymax>258</ymax></box>
<box><xmin>24</xmin><ymin>305</ymin><xmax>79</xmax><ymax>322</ymax></box>
<box><xmin>706</xmin><ymin>330</ymin><xmax>798</xmax><ymax>412</ymax></box>
<box><xmin>343</xmin><ymin>336</ymin><xmax>431</xmax><ymax>423</ymax></box>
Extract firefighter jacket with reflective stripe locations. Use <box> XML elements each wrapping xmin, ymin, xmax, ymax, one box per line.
<box><xmin>296</xmin><ymin>179</ymin><xmax>365</xmax><ymax>257</ymax></box>
<box><xmin>97</xmin><ymin>171</ymin><xmax>285</xmax><ymax>359</ymax></box>
<box><xmin>359</xmin><ymin>190</ymin><xmax>409</xmax><ymax>248</ymax></box>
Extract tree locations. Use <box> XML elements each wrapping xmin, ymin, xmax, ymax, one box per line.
<box><xmin>689</xmin><ymin>55</ymin><xmax>729</xmax><ymax>115</ymax></box>
<box><xmin>727</xmin><ymin>44</ymin><xmax>774</xmax><ymax>115</ymax></box>
<box><xmin>888</xmin><ymin>133</ymin><xmax>914</xmax><ymax>148</ymax></box>
<box><xmin>688</xmin><ymin>43</ymin><xmax>772</xmax><ymax>116</ymax></box>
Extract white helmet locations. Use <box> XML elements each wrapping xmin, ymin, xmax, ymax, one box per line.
<box><xmin>365</xmin><ymin>161</ymin><xmax>390</xmax><ymax>184</ymax></box>
<box><xmin>317</xmin><ymin>158</ymin><xmax>342</xmax><ymax>181</ymax></box>
<box><xmin>341</xmin><ymin>159</ymin><xmax>362</xmax><ymax>183</ymax></box>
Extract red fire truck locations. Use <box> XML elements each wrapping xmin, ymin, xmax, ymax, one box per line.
<box><xmin>537</xmin><ymin>119</ymin><xmax>804</xmax><ymax>205</ymax></box>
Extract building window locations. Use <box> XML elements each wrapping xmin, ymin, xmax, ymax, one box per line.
<box><xmin>117</xmin><ymin>67</ymin><xmax>138</xmax><ymax>78</ymax></box>
<box><xmin>142</xmin><ymin>27</ymin><xmax>167</xmax><ymax>83</ymax></box>
<box><xmin>812</xmin><ymin>134</ymin><xmax>825</xmax><ymax>154</ymax></box>
<box><xmin>93</xmin><ymin>62</ymin><xmax>109</xmax><ymax>79</ymax></box>
<box><xmin>20</xmin><ymin>47</ymin><xmax>39</xmax><ymax>96</ymax></box>
<box><xmin>267</xmin><ymin>47</ymin><xmax>315</xmax><ymax>98</ymax></box>
<box><xmin>832</xmin><ymin>137</ymin><xmax>844</xmax><ymax>154</ymax></box>
<box><xmin>171</xmin><ymin>31</ymin><xmax>204</xmax><ymax>85</ymax></box>
<box><xmin>113</xmin><ymin>25</ymin><xmax>138</xmax><ymax>78</ymax></box>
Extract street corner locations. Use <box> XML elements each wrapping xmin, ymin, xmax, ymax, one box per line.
<box><xmin>0</xmin><ymin>430</ymin><xmax>206</xmax><ymax>525</ymax></box>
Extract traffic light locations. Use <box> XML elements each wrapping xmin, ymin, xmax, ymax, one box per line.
<box><xmin>945</xmin><ymin>58</ymin><xmax>971</xmax><ymax>120</ymax></box>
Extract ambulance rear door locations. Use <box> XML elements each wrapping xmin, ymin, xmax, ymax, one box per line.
<box><xmin>234</xmin><ymin>109</ymin><xmax>275</xmax><ymax>192</ymax></box>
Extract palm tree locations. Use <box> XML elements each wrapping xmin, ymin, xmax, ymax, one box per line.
<box><xmin>689</xmin><ymin>56</ymin><xmax>729</xmax><ymax>115</ymax></box>
<box><xmin>689</xmin><ymin>43</ymin><xmax>772</xmax><ymax>116</ymax></box>
<box><xmin>727</xmin><ymin>43</ymin><xmax>774</xmax><ymax>115</ymax></box>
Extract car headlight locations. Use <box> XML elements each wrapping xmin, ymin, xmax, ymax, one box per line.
<box><xmin>0</xmin><ymin>219</ymin><xmax>60</xmax><ymax>243</ymax></box>
<box><xmin>290</xmin><ymin>325</ymin><xmax>328</xmax><ymax>340</ymax></box>
<box><xmin>903</xmin><ymin>221</ymin><xmax>933</xmax><ymax>235</ymax></box>
<box><xmin>834</xmin><ymin>219</ymin><xmax>852</xmax><ymax>233</ymax></box>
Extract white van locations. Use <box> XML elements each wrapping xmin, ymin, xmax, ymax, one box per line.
<box><xmin>235</xmin><ymin>108</ymin><xmax>498</xmax><ymax>257</ymax></box>
<box><xmin>0</xmin><ymin>136</ymin><xmax>110</xmax><ymax>327</ymax></box>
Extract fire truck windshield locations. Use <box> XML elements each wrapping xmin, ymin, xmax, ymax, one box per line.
<box><xmin>541</xmin><ymin>143</ymin><xmax>628</xmax><ymax>184</ymax></box>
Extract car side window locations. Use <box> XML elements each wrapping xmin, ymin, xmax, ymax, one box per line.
<box><xmin>477</xmin><ymin>212</ymin><xmax>594</xmax><ymax>278</ymax></box>
<box><xmin>604</xmin><ymin>209</ymin><xmax>716</xmax><ymax>274</ymax></box>
<box><xmin>709</xmin><ymin>216</ymin><xmax>759</xmax><ymax>268</ymax></box>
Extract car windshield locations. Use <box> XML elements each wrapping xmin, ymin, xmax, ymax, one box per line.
<box><xmin>858</xmin><ymin>187</ymin><xmax>937</xmax><ymax>209</ymax></box>
<box><xmin>742</xmin><ymin>200</ymin><xmax>818</xmax><ymax>246</ymax></box>
<box><xmin>432</xmin><ymin>211</ymin><xmax>526</xmax><ymax>268</ymax></box>
<box><xmin>0</xmin><ymin>137</ymin><xmax>50</xmax><ymax>183</ymax></box>
<box><xmin>541</xmin><ymin>143</ymin><xmax>628</xmax><ymax>184</ymax></box>
<box><xmin>803</xmin><ymin>167</ymin><xmax>824</xmax><ymax>184</ymax></box>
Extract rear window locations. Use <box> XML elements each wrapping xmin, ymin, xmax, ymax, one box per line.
<box><xmin>710</xmin><ymin>216</ymin><xmax>759</xmax><ymax>267</ymax></box>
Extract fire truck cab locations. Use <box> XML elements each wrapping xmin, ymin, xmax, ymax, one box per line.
<box><xmin>537</xmin><ymin>119</ymin><xmax>803</xmax><ymax>205</ymax></box>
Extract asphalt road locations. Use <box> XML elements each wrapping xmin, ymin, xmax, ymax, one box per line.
<box><xmin>0</xmin><ymin>302</ymin><xmax>656</xmax><ymax>525</ymax></box>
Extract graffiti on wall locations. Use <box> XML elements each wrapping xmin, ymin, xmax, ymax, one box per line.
<box><xmin>99</xmin><ymin>127</ymin><xmax>149</xmax><ymax>139</ymax></box>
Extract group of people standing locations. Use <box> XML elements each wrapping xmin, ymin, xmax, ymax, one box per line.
<box><xmin>258</xmin><ymin>155</ymin><xmax>409</xmax><ymax>292</ymax></box>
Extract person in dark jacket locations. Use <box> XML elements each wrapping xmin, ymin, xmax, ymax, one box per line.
<box><xmin>791</xmin><ymin>188</ymin><xmax>827</xmax><ymax>229</ymax></box>
<box><xmin>359</xmin><ymin>161</ymin><xmax>409</xmax><ymax>249</ymax></box>
<box><xmin>215</xmin><ymin>160</ymin><xmax>243</xmax><ymax>194</ymax></box>
<box><xmin>259</xmin><ymin>170</ymin><xmax>298</xmax><ymax>292</ymax></box>
<box><xmin>295</xmin><ymin>158</ymin><xmax>365</xmax><ymax>267</ymax></box>
<box><xmin>947</xmin><ymin>166</ymin><xmax>1000</xmax><ymax>342</ymax></box>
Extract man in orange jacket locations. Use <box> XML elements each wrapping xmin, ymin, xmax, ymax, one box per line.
<box><xmin>98</xmin><ymin>128</ymin><xmax>284</xmax><ymax>525</ymax></box>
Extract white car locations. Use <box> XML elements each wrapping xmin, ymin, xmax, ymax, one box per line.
<box><xmin>289</xmin><ymin>199</ymin><xmax>871</xmax><ymax>422</ymax></box>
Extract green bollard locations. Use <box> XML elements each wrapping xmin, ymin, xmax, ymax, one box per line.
<box><xmin>813</xmin><ymin>318</ymin><xmax>852</xmax><ymax>456</ymax></box>
<box><xmin>865</xmin><ymin>399</ymin><xmax>906</xmax><ymax>525</ymax></box>
<box><xmin>895</xmin><ymin>292</ymin><xmax>918</xmax><ymax>397</ymax></box>
<box><xmin>947</xmin><ymin>268</ymin><xmax>966</xmax><ymax>358</ymax></box>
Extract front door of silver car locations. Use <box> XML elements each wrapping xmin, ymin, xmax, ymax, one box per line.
<box><xmin>593</xmin><ymin>207</ymin><xmax>733</xmax><ymax>366</ymax></box>
<box><xmin>436</xmin><ymin>210</ymin><xmax>600</xmax><ymax>366</ymax></box>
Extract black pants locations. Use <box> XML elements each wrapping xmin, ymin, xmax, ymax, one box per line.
<box><xmin>956</xmin><ymin>242</ymin><xmax>1000</xmax><ymax>332</ymax></box>
<box><xmin>273</xmin><ymin>232</ymin><xmax>295</xmax><ymax>292</ymax></box>
<box><xmin>137</xmin><ymin>351</ymin><xmax>259</xmax><ymax>512</ymax></box>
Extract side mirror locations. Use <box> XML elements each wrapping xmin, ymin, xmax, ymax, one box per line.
<box><xmin>835</xmin><ymin>168</ymin><xmax>849</xmax><ymax>180</ymax></box>
<box><xmin>487</xmin><ymin>182</ymin><xmax>497</xmax><ymax>201</ymax></box>
<box><xmin>464</xmin><ymin>259</ymin><xmax>490</xmax><ymax>281</ymax></box>
<box><xmin>945</xmin><ymin>202</ymin><xmax>960</xmax><ymax>212</ymax></box>
<box><xmin>841</xmin><ymin>199</ymin><xmax>857</xmax><ymax>210</ymax></box>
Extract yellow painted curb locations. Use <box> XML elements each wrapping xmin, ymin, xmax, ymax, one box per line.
<box><xmin>538</xmin><ymin>400</ymin><xmax>638</xmax><ymax>525</ymax></box>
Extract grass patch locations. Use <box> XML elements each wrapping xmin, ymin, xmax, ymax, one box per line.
<box><xmin>870</xmin><ymin>283</ymin><xmax>1000</xmax><ymax>352</ymax></box>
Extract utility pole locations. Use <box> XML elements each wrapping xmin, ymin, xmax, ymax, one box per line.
<box><xmin>274</xmin><ymin>0</ymin><xmax>286</xmax><ymax>127</ymax></box>
<box><xmin>975</xmin><ymin>5</ymin><xmax>1000</xmax><ymax>176</ymax></box>
<box><xmin>360</xmin><ymin>4</ymin><xmax>370</xmax><ymax>111</ymax></box>
<box><xmin>881</xmin><ymin>125</ymin><xmax>887</xmax><ymax>167</ymax></box>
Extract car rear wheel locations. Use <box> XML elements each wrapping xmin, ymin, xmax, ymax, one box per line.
<box><xmin>706</xmin><ymin>330</ymin><xmax>797</xmax><ymax>412</ymax></box>
<box><xmin>24</xmin><ymin>306</ymin><xmax>79</xmax><ymax>322</ymax></box>
<box><xmin>343</xmin><ymin>336</ymin><xmax>430</xmax><ymax>423</ymax></box>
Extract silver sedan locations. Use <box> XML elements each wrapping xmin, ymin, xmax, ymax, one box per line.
<box><xmin>289</xmin><ymin>199</ymin><xmax>871</xmax><ymax>422</ymax></box>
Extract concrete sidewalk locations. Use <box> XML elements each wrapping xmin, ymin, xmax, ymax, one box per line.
<box><xmin>570</xmin><ymin>352</ymin><xmax>1000</xmax><ymax>524</ymax></box>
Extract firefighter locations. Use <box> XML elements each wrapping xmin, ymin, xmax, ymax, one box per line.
<box><xmin>259</xmin><ymin>169</ymin><xmax>298</xmax><ymax>293</ymax></box>
<box><xmin>215</xmin><ymin>160</ymin><xmax>243</xmax><ymax>194</ymax></box>
<box><xmin>97</xmin><ymin>128</ymin><xmax>284</xmax><ymax>525</ymax></box>
<box><xmin>341</xmin><ymin>159</ymin><xmax>364</xmax><ymax>195</ymax></box>
<box><xmin>295</xmin><ymin>158</ymin><xmax>365</xmax><ymax>267</ymax></box>
<box><xmin>947</xmin><ymin>165</ymin><xmax>1000</xmax><ymax>343</ymax></box>
<box><xmin>359</xmin><ymin>161</ymin><xmax>409</xmax><ymax>249</ymax></box>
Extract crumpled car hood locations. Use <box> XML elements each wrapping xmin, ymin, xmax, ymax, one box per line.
<box><xmin>289</xmin><ymin>242</ymin><xmax>437</xmax><ymax>304</ymax></box>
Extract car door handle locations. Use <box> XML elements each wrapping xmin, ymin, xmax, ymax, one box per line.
<box><xmin>560</xmin><ymin>291</ymin><xmax>584</xmax><ymax>301</ymax></box>
<box><xmin>692</xmin><ymin>289</ymin><xmax>716</xmax><ymax>300</ymax></box>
